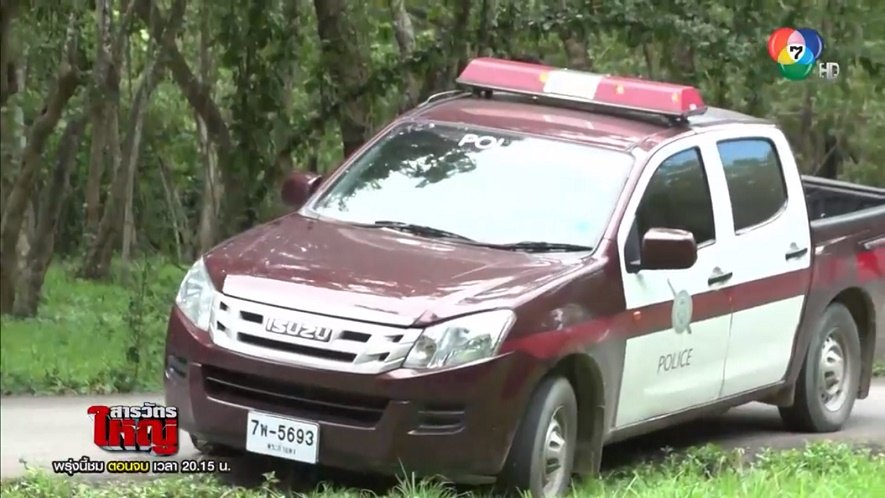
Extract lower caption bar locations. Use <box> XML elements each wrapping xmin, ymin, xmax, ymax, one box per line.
<box><xmin>51</xmin><ymin>455</ymin><xmax>231</xmax><ymax>476</ymax></box>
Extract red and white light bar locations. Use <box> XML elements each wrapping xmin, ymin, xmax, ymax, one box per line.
<box><xmin>457</xmin><ymin>58</ymin><xmax>707</xmax><ymax>119</ymax></box>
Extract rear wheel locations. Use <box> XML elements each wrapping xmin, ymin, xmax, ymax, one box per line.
<box><xmin>499</xmin><ymin>376</ymin><xmax>578</xmax><ymax>498</ymax></box>
<box><xmin>779</xmin><ymin>303</ymin><xmax>861</xmax><ymax>432</ymax></box>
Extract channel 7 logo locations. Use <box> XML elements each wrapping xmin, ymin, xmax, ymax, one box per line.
<box><xmin>767</xmin><ymin>27</ymin><xmax>839</xmax><ymax>81</ymax></box>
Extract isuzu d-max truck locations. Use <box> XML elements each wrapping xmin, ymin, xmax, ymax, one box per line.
<box><xmin>165</xmin><ymin>58</ymin><xmax>885</xmax><ymax>497</ymax></box>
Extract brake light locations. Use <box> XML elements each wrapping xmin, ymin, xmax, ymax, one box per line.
<box><xmin>456</xmin><ymin>58</ymin><xmax>707</xmax><ymax>119</ymax></box>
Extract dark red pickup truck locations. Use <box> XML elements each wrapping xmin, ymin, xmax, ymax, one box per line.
<box><xmin>165</xmin><ymin>58</ymin><xmax>885</xmax><ymax>497</ymax></box>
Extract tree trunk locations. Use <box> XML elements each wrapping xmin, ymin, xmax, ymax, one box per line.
<box><xmin>83</xmin><ymin>0</ymin><xmax>115</xmax><ymax>240</ymax></box>
<box><xmin>271</xmin><ymin>0</ymin><xmax>300</xmax><ymax>179</ymax></box>
<box><xmin>476</xmin><ymin>0</ymin><xmax>499</xmax><ymax>56</ymax></box>
<box><xmin>156</xmin><ymin>154</ymin><xmax>192</xmax><ymax>260</ymax></box>
<box><xmin>0</xmin><ymin>0</ymin><xmax>19</xmax><ymax>107</ymax></box>
<box><xmin>81</xmin><ymin>0</ymin><xmax>186</xmax><ymax>279</ymax></box>
<box><xmin>0</xmin><ymin>105</ymin><xmax>15</xmax><ymax>212</ymax></box>
<box><xmin>557</xmin><ymin>0</ymin><xmax>591</xmax><ymax>70</ymax></box>
<box><xmin>136</xmin><ymin>0</ymin><xmax>231</xmax><ymax>156</ymax></box>
<box><xmin>561</xmin><ymin>37</ymin><xmax>591</xmax><ymax>69</ymax></box>
<box><xmin>83</xmin><ymin>109</ymin><xmax>108</xmax><ymax>238</ymax></box>
<box><xmin>15</xmin><ymin>199</ymin><xmax>34</xmax><ymax>282</ymax></box>
<box><xmin>0</xmin><ymin>55</ymin><xmax>25</xmax><ymax>214</ymax></box>
<box><xmin>387</xmin><ymin>0</ymin><xmax>419</xmax><ymax>110</ymax></box>
<box><xmin>83</xmin><ymin>0</ymin><xmax>136</xmax><ymax>242</ymax></box>
<box><xmin>116</xmin><ymin>0</ymin><xmax>145</xmax><ymax>274</ymax></box>
<box><xmin>419</xmin><ymin>0</ymin><xmax>472</xmax><ymax>100</ymax></box>
<box><xmin>642</xmin><ymin>43</ymin><xmax>657</xmax><ymax>80</ymax></box>
<box><xmin>13</xmin><ymin>114</ymin><xmax>87</xmax><ymax>317</ymax></box>
<box><xmin>671</xmin><ymin>43</ymin><xmax>696</xmax><ymax>84</ymax></box>
<box><xmin>196</xmin><ymin>0</ymin><xmax>221</xmax><ymax>255</ymax></box>
<box><xmin>136</xmin><ymin>0</ymin><xmax>237</xmax><ymax>239</ymax></box>
<box><xmin>0</xmin><ymin>14</ymin><xmax>81</xmax><ymax>313</ymax></box>
<box><xmin>195</xmin><ymin>112</ymin><xmax>221</xmax><ymax>255</ymax></box>
<box><xmin>119</xmin><ymin>134</ymin><xmax>137</xmax><ymax>277</ymax></box>
<box><xmin>313</xmin><ymin>0</ymin><xmax>373</xmax><ymax>157</ymax></box>
<box><xmin>80</xmin><ymin>56</ymin><xmax>162</xmax><ymax>280</ymax></box>
<box><xmin>446</xmin><ymin>0</ymin><xmax>473</xmax><ymax>82</ymax></box>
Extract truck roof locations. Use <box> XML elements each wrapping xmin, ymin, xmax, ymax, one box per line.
<box><xmin>411</xmin><ymin>94</ymin><xmax>774</xmax><ymax>153</ymax></box>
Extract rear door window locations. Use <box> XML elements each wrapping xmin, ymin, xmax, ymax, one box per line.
<box><xmin>717</xmin><ymin>139</ymin><xmax>788</xmax><ymax>232</ymax></box>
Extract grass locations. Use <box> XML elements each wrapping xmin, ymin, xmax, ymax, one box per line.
<box><xmin>0</xmin><ymin>259</ymin><xmax>184</xmax><ymax>395</ymax></box>
<box><xmin>874</xmin><ymin>362</ymin><xmax>885</xmax><ymax>378</ymax></box>
<box><xmin>1</xmin><ymin>443</ymin><xmax>883</xmax><ymax>497</ymax></box>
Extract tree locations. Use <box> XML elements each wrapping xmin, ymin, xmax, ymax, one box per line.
<box><xmin>0</xmin><ymin>10</ymin><xmax>84</xmax><ymax>313</ymax></box>
<box><xmin>313</xmin><ymin>0</ymin><xmax>373</xmax><ymax>157</ymax></box>
<box><xmin>80</xmin><ymin>0</ymin><xmax>187</xmax><ymax>280</ymax></box>
<box><xmin>0</xmin><ymin>0</ymin><xmax>20</xmax><ymax>107</ymax></box>
<box><xmin>82</xmin><ymin>0</ymin><xmax>137</xmax><ymax>242</ymax></box>
<box><xmin>13</xmin><ymin>114</ymin><xmax>87</xmax><ymax>316</ymax></box>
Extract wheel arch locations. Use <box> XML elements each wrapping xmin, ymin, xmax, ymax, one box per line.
<box><xmin>830</xmin><ymin>287</ymin><xmax>876</xmax><ymax>398</ymax></box>
<box><xmin>549</xmin><ymin>353</ymin><xmax>606</xmax><ymax>476</ymax></box>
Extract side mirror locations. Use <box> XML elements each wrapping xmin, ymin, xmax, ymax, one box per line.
<box><xmin>635</xmin><ymin>227</ymin><xmax>698</xmax><ymax>271</ymax></box>
<box><xmin>281</xmin><ymin>171</ymin><xmax>322</xmax><ymax>209</ymax></box>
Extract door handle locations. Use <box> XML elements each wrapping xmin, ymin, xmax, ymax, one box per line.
<box><xmin>785</xmin><ymin>244</ymin><xmax>809</xmax><ymax>260</ymax></box>
<box><xmin>708</xmin><ymin>268</ymin><xmax>733</xmax><ymax>286</ymax></box>
<box><xmin>862</xmin><ymin>237</ymin><xmax>884</xmax><ymax>251</ymax></box>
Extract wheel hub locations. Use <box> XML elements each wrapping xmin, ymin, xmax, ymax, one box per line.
<box><xmin>541</xmin><ymin>406</ymin><xmax>568</xmax><ymax>496</ymax></box>
<box><xmin>819</xmin><ymin>329</ymin><xmax>848</xmax><ymax>412</ymax></box>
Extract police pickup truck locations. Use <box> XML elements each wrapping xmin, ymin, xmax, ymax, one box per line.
<box><xmin>166</xmin><ymin>58</ymin><xmax>885</xmax><ymax>497</ymax></box>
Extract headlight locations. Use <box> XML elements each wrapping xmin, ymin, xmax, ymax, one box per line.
<box><xmin>174</xmin><ymin>258</ymin><xmax>216</xmax><ymax>330</ymax></box>
<box><xmin>403</xmin><ymin>310</ymin><xmax>516</xmax><ymax>369</ymax></box>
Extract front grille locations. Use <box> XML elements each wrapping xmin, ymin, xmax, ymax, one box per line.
<box><xmin>208</xmin><ymin>293</ymin><xmax>423</xmax><ymax>374</ymax></box>
<box><xmin>237</xmin><ymin>333</ymin><xmax>359</xmax><ymax>362</ymax></box>
<box><xmin>203</xmin><ymin>365</ymin><xmax>389</xmax><ymax>426</ymax></box>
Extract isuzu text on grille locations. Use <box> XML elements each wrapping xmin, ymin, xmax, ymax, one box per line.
<box><xmin>87</xmin><ymin>402</ymin><xmax>179</xmax><ymax>456</ymax></box>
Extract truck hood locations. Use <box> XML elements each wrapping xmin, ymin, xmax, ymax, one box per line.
<box><xmin>204</xmin><ymin>214</ymin><xmax>591</xmax><ymax>326</ymax></box>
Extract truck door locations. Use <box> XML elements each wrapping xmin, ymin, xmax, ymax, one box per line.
<box><xmin>705</xmin><ymin>128</ymin><xmax>813</xmax><ymax>397</ymax></box>
<box><xmin>613</xmin><ymin>137</ymin><xmax>735</xmax><ymax>428</ymax></box>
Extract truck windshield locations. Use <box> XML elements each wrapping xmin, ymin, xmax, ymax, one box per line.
<box><xmin>308</xmin><ymin>123</ymin><xmax>634</xmax><ymax>249</ymax></box>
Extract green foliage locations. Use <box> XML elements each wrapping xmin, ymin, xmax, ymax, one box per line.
<box><xmin>584</xmin><ymin>443</ymin><xmax>885</xmax><ymax>497</ymax></box>
<box><xmin>8</xmin><ymin>0</ymin><xmax>884</xmax><ymax>261</ymax></box>
<box><xmin>0</xmin><ymin>260</ymin><xmax>183</xmax><ymax>394</ymax></box>
<box><xmin>1</xmin><ymin>443</ymin><xmax>883</xmax><ymax>497</ymax></box>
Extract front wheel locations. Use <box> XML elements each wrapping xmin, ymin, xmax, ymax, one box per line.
<box><xmin>499</xmin><ymin>376</ymin><xmax>578</xmax><ymax>498</ymax></box>
<box><xmin>779</xmin><ymin>303</ymin><xmax>861</xmax><ymax>432</ymax></box>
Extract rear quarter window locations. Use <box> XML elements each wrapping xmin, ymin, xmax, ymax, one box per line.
<box><xmin>717</xmin><ymin>138</ymin><xmax>788</xmax><ymax>232</ymax></box>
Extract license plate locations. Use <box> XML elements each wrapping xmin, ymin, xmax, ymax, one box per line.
<box><xmin>245</xmin><ymin>411</ymin><xmax>319</xmax><ymax>464</ymax></box>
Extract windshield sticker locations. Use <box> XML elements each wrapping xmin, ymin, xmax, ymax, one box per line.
<box><xmin>458</xmin><ymin>133</ymin><xmax>505</xmax><ymax>149</ymax></box>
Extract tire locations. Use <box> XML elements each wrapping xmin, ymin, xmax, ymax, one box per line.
<box><xmin>499</xmin><ymin>376</ymin><xmax>578</xmax><ymax>498</ymax></box>
<box><xmin>779</xmin><ymin>303</ymin><xmax>861</xmax><ymax>433</ymax></box>
<box><xmin>190</xmin><ymin>434</ymin><xmax>241</xmax><ymax>457</ymax></box>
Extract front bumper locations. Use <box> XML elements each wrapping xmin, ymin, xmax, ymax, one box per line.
<box><xmin>164</xmin><ymin>307</ymin><xmax>545</xmax><ymax>481</ymax></box>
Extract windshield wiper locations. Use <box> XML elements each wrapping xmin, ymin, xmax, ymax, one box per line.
<box><xmin>478</xmin><ymin>241</ymin><xmax>595</xmax><ymax>253</ymax></box>
<box><xmin>370</xmin><ymin>220</ymin><xmax>474</xmax><ymax>241</ymax></box>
